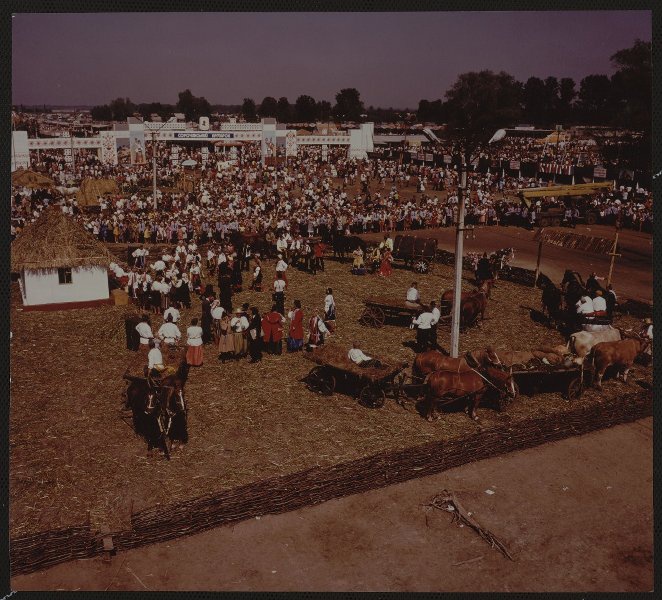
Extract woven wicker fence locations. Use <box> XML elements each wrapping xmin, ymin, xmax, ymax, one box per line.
<box><xmin>10</xmin><ymin>390</ymin><xmax>652</xmax><ymax>577</ymax></box>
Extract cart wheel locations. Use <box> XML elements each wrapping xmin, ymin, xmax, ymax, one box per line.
<box><xmin>413</xmin><ymin>259</ymin><xmax>430</xmax><ymax>274</ymax></box>
<box><xmin>359</xmin><ymin>385</ymin><xmax>386</xmax><ymax>409</ymax></box>
<box><xmin>307</xmin><ymin>367</ymin><xmax>336</xmax><ymax>396</ymax></box>
<box><xmin>358</xmin><ymin>308</ymin><xmax>371</xmax><ymax>327</ymax></box>
<box><xmin>367</xmin><ymin>307</ymin><xmax>385</xmax><ymax>328</ymax></box>
<box><xmin>566</xmin><ymin>377</ymin><xmax>583</xmax><ymax>401</ymax></box>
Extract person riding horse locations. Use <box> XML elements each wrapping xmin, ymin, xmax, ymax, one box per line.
<box><xmin>475</xmin><ymin>253</ymin><xmax>493</xmax><ymax>285</ymax></box>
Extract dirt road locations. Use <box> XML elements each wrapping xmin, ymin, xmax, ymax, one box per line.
<box><xmin>12</xmin><ymin>418</ymin><xmax>652</xmax><ymax>592</ymax></box>
<box><xmin>361</xmin><ymin>224</ymin><xmax>652</xmax><ymax>302</ymax></box>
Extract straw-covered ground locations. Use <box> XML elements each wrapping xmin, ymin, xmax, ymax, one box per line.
<box><xmin>9</xmin><ymin>255</ymin><xmax>650</xmax><ymax>540</ymax></box>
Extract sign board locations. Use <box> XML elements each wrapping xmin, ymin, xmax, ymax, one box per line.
<box><xmin>285</xmin><ymin>131</ymin><xmax>297</xmax><ymax>157</ymax></box>
<box><xmin>443</xmin><ymin>154</ymin><xmax>452</xmax><ymax>164</ymax></box>
<box><xmin>593</xmin><ymin>166</ymin><xmax>607</xmax><ymax>179</ymax></box>
<box><xmin>509</xmin><ymin>160</ymin><xmax>521</xmax><ymax>170</ymax></box>
<box><xmin>64</xmin><ymin>147</ymin><xmax>73</xmax><ymax>165</ymax></box>
<box><xmin>99</xmin><ymin>131</ymin><xmax>118</xmax><ymax>165</ymax></box>
<box><xmin>425</xmin><ymin>153</ymin><xmax>434</xmax><ymax>162</ymax></box>
<box><xmin>174</xmin><ymin>132</ymin><xmax>235</xmax><ymax>140</ymax></box>
<box><xmin>201</xmin><ymin>146</ymin><xmax>209</xmax><ymax>162</ymax></box>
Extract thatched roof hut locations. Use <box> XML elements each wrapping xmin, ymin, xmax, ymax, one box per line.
<box><xmin>11</xmin><ymin>168</ymin><xmax>55</xmax><ymax>190</ymax></box>
<box><xmin>11</xmin><ymin>207</ymin><xmax>113</xmax><ymax>272</ymax></box>
<box><xmin>76</xmin><ymin>178</ymin><xmax>119</xmax><ymax>207</ymax></box>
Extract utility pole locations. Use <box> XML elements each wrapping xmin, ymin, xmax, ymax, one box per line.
<box><xmin>151</xmin><ymin>130</ymin><xmax>158</xmax><ymax>210</ymax></box>
<box><xmin>606</xmin><ymin>228</ymin><xmax>621</xmax><ymax>287</ymax></box>
<box><xmin>449</xmin><ymin>161</ymin><xmax>467</xmax><ymax>358</ymax></box>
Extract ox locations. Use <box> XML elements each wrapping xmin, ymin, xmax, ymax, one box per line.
<box><xmin>425</xmin><ymin>366</ymin><xmax>517</xmax><ymax>421</ymax></box>
<box><xmin>568</xmin><ymin>327</ymin><xmax>622</xmax><ymax>364</ymax></box>
<box><xmin>591</xmin><ymin>337</ymin><xmax>650</xmax><ymax>390</ymax></box>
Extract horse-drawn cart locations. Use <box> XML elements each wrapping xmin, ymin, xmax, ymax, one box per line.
<box><xmin>392</xmin><ymin>234</ymin><xmax>438</xmax><ymax>274</ymax></box>
<box><xmin>303</xmin><ymin>343</ymin><xmax>408</xmax><ymax>408</ymax></box>
<box><xmin>510</xmin><ymin>360</ymin><xmax>593</xmax><ymax>401</ymax></box>
<box><xmin>359</xmin><ymin>296</ymin><xmax>443</xmax><ymax>328</ymax></box>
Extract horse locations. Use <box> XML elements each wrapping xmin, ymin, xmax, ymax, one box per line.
<box><xmin>123</xmin><ymin>358</ymin><xmax>190</xmax><ymax>458</ymax></box>
<box><xmin>330</xmin><ymin>232</ymin><xmax>367</xmax><ymax>262</ymax></box>
<box><xmin>561</xmin><ymin>270</ymin><xmax>587</xmax><ymax>311</ymax></box>
<box><xmin>412</xmin><ymin>348</ymin><xmax>501</xmax><ymax>381</ymax></box>
<box><xmin>424</xmin><ymin>366</ymin><xmax>517</xmax><ymax>421</ymax></box>
<box><xmin>460</xmin><ymin>291</ymin><xmax>487</xmax><ymax>330</ymax></box>
<box><xmin>541</xmin><ymin>280</ymin><xmax>563</xmax><ymax>326</ymax></box>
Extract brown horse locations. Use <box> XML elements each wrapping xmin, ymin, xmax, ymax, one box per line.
<box><xmin>425</xmin><ymin>366</ymin><xmax>517</xmax><ymax>421</ymax></box>
<box><xmin>460</xmin><ymin>291</ymin><xmax>488</xmax><ymax>330</ymax></box>
<box><xmin>412</xmin><ymin>348</ymin><xmax>500</xmax><ymax>381</ymax></box>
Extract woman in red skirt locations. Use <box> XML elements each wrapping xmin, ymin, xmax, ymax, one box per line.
<box><xmin>186</xmin><ymin>317</ymin><xmax>204</xmax><ymax>366</ymax></box>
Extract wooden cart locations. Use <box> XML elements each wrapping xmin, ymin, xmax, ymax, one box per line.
<box><xmin>303</xmin><ymin>344</ymin><xmax>408</xmax><ymax>408</ymax></box>
<box><xmin>359</xmin><ymin>296</ymin><xmax>433</xmax><ymax>328</ymax></box>
<box><xmin>511</xmin><ymin>361</ymin><xmax>593</xmax><ymax>401</ymax></box>
<box><xmin>392</xmin><ymin>234</ymin><xmax>438</xmax><ymax>274</ymax></box>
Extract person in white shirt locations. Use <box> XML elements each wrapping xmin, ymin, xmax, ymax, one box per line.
<box><xmin>324</xmin><ymin>288</ymin><xmax>336</xmax><ymax>325</ymax></box>
<box><xmin>135</xmin><ymin>315</ymin><xmax>154</xmax><ymax>349</ymax></box>
<box><xmin>158</xmin><ymin>315</ymin><xmax>182</xmax><ymax>346</ymax></box>
<box><xmin>406</xmin><ymin>282</ymin><xmax>421</xmax><ymax>308</ymax></box>
<box><xmin>147</xmin><ymin>340</ymin><xmax>166</xmax><ymax>386</ymax></box>
<box><xmin>576</xmin><ymin>296</ymin><xmax>595</xmax><ymax>317</ymax></box>
<box><xmin>348</xmin><ymin>342</ymin><xmax>382</xmax><ymax>368</ymax></box>
<box><xmin>276</xmin><ymin>254</ymin><xmax>289</xmax><ymax>284</ymax></box>
<box><xmin>230</xmin><ymin>307</ymin><xmax>250</xmax><ymax>357</ymax></box>
<box><xmin>430</xmin><ymin>300</ymin><xmax>441</xmax><ymax>349</ymax></box>
<box><xmin>163</xmin><ymin>306</ymin><xmax>180</xmax><ymax>323</ymax></box>
<box><xmin>412</xmin><ymin>307</ymin><xmax>437</xmax><ymax>350</ymax></box>
<box><xmin>591</xmin><ymin>290</ymin><xmax>607</xmax><ymax>316</ymax></box>
<box><xmin>185</xmin><ymin>317</ymin><xmax>204</xmax><ymax>366</ymax></box>
<box><xmin>273</xmin><ymin>272</ymin><xmax>287</xmax><ymax>314</ymax></box>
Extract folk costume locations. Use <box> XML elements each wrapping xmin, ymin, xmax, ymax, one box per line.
<box><xmin>262</xmin><ymin>309</ymin><xmax>284</xmax><ymax>355</ymax></box>
<box><xmin>230</xmin><ymin>308</ymin><xmax>249</xmax><ymax>357</ymax></box>
<box><xmin>378</xmin><ymin>249</ymin><xmax>393</xmax><ymax>277</ymax></box>
<box><xmin>287</xmin><ymin>307</ymin><xmax>305</xmax><ymax>352</ymax></box>
<box><xmin>186</xmin><ymin>324</ymin><xmax>204</xmax><ymax>366</ymax></box>
<box><xmin>308</xmin><ymin>314</ymin><xmax>330</xmax><ymax>348</ymax></box>
<box><xmin>217</xmin><ymin>313</ymin><xmax>234</xmax><ymax>361</ymax></box>
<box><xmin>248</xmin><ymin>311</ymin><xmax>263</xmax><ymax>362</ymax></box>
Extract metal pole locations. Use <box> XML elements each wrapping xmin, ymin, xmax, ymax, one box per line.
<box><xmin>449</xmin><ymin>163</ymin><xmax>467</xmax><ymax>358</ymax></box>
<box><xmin>606</xmin><ymin>230</ymin><xmax>620</xmax><ymax>287</ymax></box>
<box><xmin>152</xmin><ymin>131</ymin><xmax>158</xmax><ymax>210</ymax></box>
<box><xmin>534</xmin><ymin>228</ymin><xmax>545</xmax><ymax>287</ymax></box>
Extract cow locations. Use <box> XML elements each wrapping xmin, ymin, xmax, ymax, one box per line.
<box><xmin>425</xmin><ymin>366</ymin><xmax>517</xmax><ymax>421</ymax></box>
<box><xmin>568</xmin><ymin>327</ymin><xmax>622</xmax><ymax>364</ymax></box>
<box><xmin>590</xmin><ymin>337</ymin><xmax>650</xmax><ymax>390</ymax></box>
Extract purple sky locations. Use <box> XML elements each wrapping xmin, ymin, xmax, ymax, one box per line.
<box><xmin>12</xmin><ymin>11</ymin><xmax>651</xmax><ymax>108</ymax></box>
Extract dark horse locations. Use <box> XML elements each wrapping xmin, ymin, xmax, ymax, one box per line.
<box><xmin>123</xmin><ymin>358</ymin><xmax>190</xmax><ymax>459</ymax></box>
<box><xmin>329</xmin><ymin>232</ymin><xmax>367</xmax><ymax>262</ymax></box>
<box><xmin>541</xmin><ymin>280</ymin><xmax>563</xmax><ymax>326</ymax></box>
<box><xmin>560</xmin><ymin>270</ymin><xmax>587</xmax><ymax>311</ymax></box>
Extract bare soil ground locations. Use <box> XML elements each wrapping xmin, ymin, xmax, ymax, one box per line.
<box><xmin>12</xmin><ymin>418</ymin><xmax>653</xmax><ymax>592</ymax></box>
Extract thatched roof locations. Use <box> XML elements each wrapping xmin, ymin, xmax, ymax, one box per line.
<box><xmin>76</xmin><ymin>178</ymin><xmax>119</xmax><ymax>207</ymax></box>
<box><xmin>11</xmin><ymin>207</ymin><xmax>114</xmax><ymax>271</ymax></box>
<box><xmin>11</xmin><ymin>169</ymin><xmax>55</xmax><ymax>190</ymax></box>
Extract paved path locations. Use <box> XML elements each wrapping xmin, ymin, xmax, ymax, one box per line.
<box><xmin>12</xmin><ymin>418</ymin><xmax>653</xmax><ymax>592</ymax></box>
<box><xmin>362</xmin><ymin>224</ymin><xmax>652</xmax><ymax>302</ymax></box>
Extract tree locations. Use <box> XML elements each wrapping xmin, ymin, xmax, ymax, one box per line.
<box><xmin>90</xmin><ymin>104</ymin><xmax>113</xmax><ymax>121</ymax></box>
<box><xmin>609</xmin><ymin>39</ymin><xmax>651</xmax><ymax>130</ymax></box>
<box><xmin>259</xmin><ymin>96</ymin><xmax>278</xmax><ymax>118</ymax></box>
<box><xmin>276</xmin><ymin>97</ymin><xmax>291</xmax><ymax>122</ymax></box>
<box><xmin>444</xmin><ymin>70</ymin><xmax>522</xmax><ymax>160</ymax></box>
<box><xmin>522</xmin><ymin>77</ymin><xmax>547</xmax><ymax>125</ymax></box>
<box><xmin>333</xmin><ymin>88</ymin><xmax>364</xmax><ymax>122</ymax></box>
<box><xmin>317</xmin><ymin>100</ymin><xmax>332</xmax><ymax>122</ymax></box>
<box><xmin>577</xmin><ymin>74</ymin><xmax>613</xmax><ymax>124</ymax></box>
<box><xmin>557</xmin><ymin>77</ymin><xmax>577</xmax><ymax>123</ymax></box>
<box><xmin>176</xmin><ymin>89</ymin><xmax>211</xmax><ymax>122</ymax></box>
<box><xmin>109</xmin><ymin>97</ymin><xmax>136</xmax><ymax>121</ymax></box>
<box><xmin>294</xmin><ymin>95</ymin><xmax>317</xmax><ymax>122</ymax></box>
<box><xmin>241</xmin><ymin>98</ymin><xmax>258</xmax><ymax>122</ymax></box>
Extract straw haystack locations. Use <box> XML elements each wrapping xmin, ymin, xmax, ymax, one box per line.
<box><xmin>11</xmin><ymin>168</ymin><xmax>55</xmax><ymax>190</ymax></box>
<box><xmin>76</xmin><ymin>178</ymin><xmax>119</xmax><ymax>207</ymax></box>
<box><xmin>12</xmin><ymin>208</ymin><xmax>113</xmax><ymax>309</ymax></box>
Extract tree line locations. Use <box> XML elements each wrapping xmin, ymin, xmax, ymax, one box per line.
<box><xmin>418</xmin><ymin>40</ymin><xmax>651</xmax><ymax>131</ymax></box>
<box><xmin>88</xmin><ymin>40</ymin><xmax>649</xmax><ymax>132</ymax></box>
